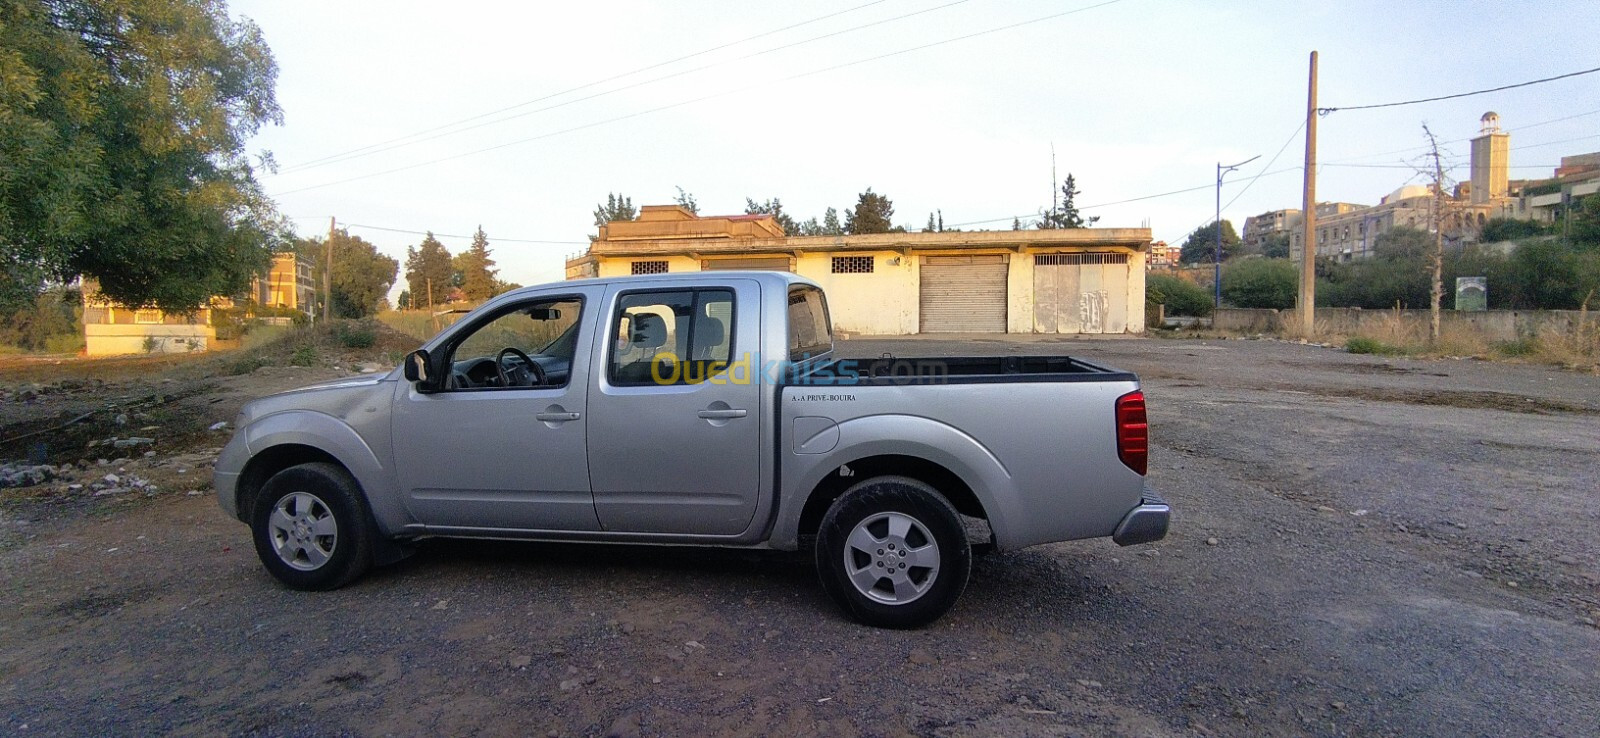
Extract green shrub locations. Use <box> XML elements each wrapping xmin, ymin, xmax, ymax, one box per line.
<box><xmin>226</xmin><ymin>354</ymin><xmax>268</xmax><ymax>375</ymax></box>
<box><xmin>1221</xmin><ymin>258</ymin><xmax>1297</xmax><ymax>309</ymax></box>
<box><xmin>1346</xmin><ymin>336</ymin><xmax>1403</xmax><ymax>355</ymax></box>
<box><xmin>334</xmin><ymin>321</ymin><xmax>377</xmax><ymax>349</ymax></box>
<box><xmin>1492</xmin><ymin>337</ymin><xmax>1539</xmax><ymax>357</ymax></box>
<box><xmin>1146</xmin><ymin>273</ymin><xmax>1213</xmax><ymax>317</ymax></box>
<box><xmin>289</xmin><ymin>344</ymin><xmax>318</xmax><ymax>366</ymax></box>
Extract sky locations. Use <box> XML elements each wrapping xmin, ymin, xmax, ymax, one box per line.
<box><xmin>234</xmin><ymin>0</ymin><xmax>1600</xmax><ymax>297</ymax></box>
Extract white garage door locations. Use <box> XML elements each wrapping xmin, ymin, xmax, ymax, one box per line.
<box><xmin>1032</xmin><ymin>253</ymin><xmax>1130</xmax><ymax>334</ymax></box>
<box><xmin>919</xmin><ymin>255</ymin><xmax>1008</xmax><ymax>333</ymax></box>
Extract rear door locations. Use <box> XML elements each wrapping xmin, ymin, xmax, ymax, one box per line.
<box><xmin>585</xmin><ymin>281</ymin><xmax>763</xmax><ymax>536</ymax></box>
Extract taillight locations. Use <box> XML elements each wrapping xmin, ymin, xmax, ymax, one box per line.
<box><xmin>1116</xmin><ymin>390</ymin><xmax>1148</xmax><ymax>476</ymax></box>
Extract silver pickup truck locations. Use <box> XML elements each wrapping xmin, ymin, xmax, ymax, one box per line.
<box><xmin>215</xmin><ymin>271</ymin><xmax>1168</xmax><ymax>628</ymax></box>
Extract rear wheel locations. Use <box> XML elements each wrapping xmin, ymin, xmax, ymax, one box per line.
<box><xmin>250</xmin><ymin>462</ymin><xmax>375</xmax><ymax>591</ymax></box>
<box><xmin>815</xmin><ymin>476</ymin><xmax>971</xmax><ymax>628</ymax></box>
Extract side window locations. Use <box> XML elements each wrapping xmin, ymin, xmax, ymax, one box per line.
<box><xmin>609</xmin><ymin>289</ymin><xmax>734</xmax><ymax>386</ymax></box>
<box><xmin>787</xmin><ymin>286</ymin><xmax>832</xmax><ymax>361</ymax></box>
<box><xmin>445</xmin><ymin>296</ymin><xmax>583</xmax><ymax>390</ymax></box>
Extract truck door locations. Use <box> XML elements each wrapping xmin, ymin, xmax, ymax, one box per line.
<box><xmin>391</xmin><ymin>287</ymin><xmax>602</xmax><ymax>532</ymax></box>
<box><xmin>586</xmin><ymin>282</ymin><xmax>762</xmax><ymax>536</ymax></box>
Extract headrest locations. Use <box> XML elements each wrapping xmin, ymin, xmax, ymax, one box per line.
<box><xmin>629</xmin><ymin>313</ymin><xmax>667</xmax><ymax>349</ymax></box>
<box><xmin>696</xmin><ymin>316</ymin><xmax>725</xmax><ymax>349</ymax></box>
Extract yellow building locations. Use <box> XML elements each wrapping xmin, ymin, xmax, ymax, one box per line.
<box><xmin>566</xmin><ymin>205</ymin><xmax>1154</xmax><ymax>335</ymax></box>
<box><xmin>81</xmin><ymin>251</ymin><xmax>314</xmax><ymax>356</ymax></box>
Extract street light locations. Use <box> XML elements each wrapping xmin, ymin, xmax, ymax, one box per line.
<box><xmin>1215</xmin><ymin>155</ymin><xmax>1261</xmax><ymax>309</ymax></box>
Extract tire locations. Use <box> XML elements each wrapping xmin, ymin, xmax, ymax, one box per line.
<box><xmin>250</xmin><ymin>462</ymin><xmax>375</xmax><ymax>591</ymax></box>
<box><xmin>815</xmin><ymin>476</ymin><xmax>972</xmax><ymax>628</ymax></box>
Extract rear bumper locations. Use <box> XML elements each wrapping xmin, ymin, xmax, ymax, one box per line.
<box><xmin>1112</xmin><ymin>486</ymin><xmax>1170</xmax><ymax>546</ymax></box>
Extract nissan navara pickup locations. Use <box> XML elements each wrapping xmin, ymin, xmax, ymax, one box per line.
<box><xmin>215</xmin><ymin>271</ymin><xmax>1169</xmax><ymax>628</ymax></box>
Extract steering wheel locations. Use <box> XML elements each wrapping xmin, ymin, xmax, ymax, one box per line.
<box><xmin>494</xmin><ymin>347</ymin><xmax>546</xmax><ymax>387</ymax></box>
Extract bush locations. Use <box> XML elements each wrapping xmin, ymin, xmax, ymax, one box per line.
<box><xmin>1346</xmin><ymin>336</ymin><xmax>1402</xmax><ymax>355</ymax></box>
<box><xmin>289</xmin><ymin>344</ymin><xmax>318</xmax><ymax>366</ymax></box>
<box><xmin>334</xmin><ymin>320</ymin><xmax>377</xmax><ymax>349</ymax></box>
<box><xmin>1493</xmin><ymin>338</ymin><xmax>1539</xmax><ymax>357</ymax></box>
<box><xmin>1146</xmin><ymin>273</ymin><xmax>1213</xmax><ymax>317</ymax></box>
<box><xmin>1221</xmin><ymin>258</ymin><xmax>1297</xmax><ymax>309</ymax></box>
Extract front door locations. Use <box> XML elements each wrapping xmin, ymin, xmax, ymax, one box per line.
<box><xmin>585</xmin><ymin>282</ymin><xmax>763</xmax><ymax>536</ymax></box>
<box><xmin>391</xmin><ymin>288</ymin><xmax>601</xmax><ymax>532</ymax></box>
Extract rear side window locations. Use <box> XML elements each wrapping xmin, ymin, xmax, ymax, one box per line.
<box><xmin>788</xmin><ymin>286</ymin><xmax>832</xmax><ymax>361</ymax></box>
<box><xmin>609</xmin><ymin>289</ymin><xmax>734</xmax><ymax>386</ymax></box>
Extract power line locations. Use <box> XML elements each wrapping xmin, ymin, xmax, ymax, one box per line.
<box><xmin>1318</xmin><ymin>65</ymin><xmax>1600</xmax><ymax>114</ymax></box>
<box><xmin>946</xmin><ymin>167</ymin><xmax>1301</xmax><ymax>230</ymax></box>
<box><xmin>278</xmin><ymin>0</ymin><xmax>893</xmax><ymax>172</ymax></box>
<box><xmin>288</xmin><ymin>216</ymin><xmax>588</xmax><ymax>245</ymax></box>
<box><xmin>1221</xmin><ymin>120</ymin><xmax>1306</xmax><ymax>213</ymax></box>
<box><xmin>272</xmin><ymin>0</ymin><xmax>1126</xmax><ymax>197</ymax></box>
<box><xmin>1322</xmin><ymin>108</ymin><xmax>1600</xmax><ymax>164</ymax></box>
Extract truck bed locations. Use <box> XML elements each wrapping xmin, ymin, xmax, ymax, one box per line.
<box><xmin>797</xmin><ymin>355</ymin><xmax>1138</xmax><ymax>385</ymax></box>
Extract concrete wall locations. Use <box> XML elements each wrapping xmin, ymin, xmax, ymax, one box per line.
<box><xmin>793</xmin><ymin>251</ymin><xmax>918</xmax><ymax>335</ymax></box>
<box><xmin>1214</xmin><ymin>307</ymin><xmax>1595</xmax><ymax>342</ymax></box>
<box><xmin>85</xmin><ymin>323</ymin><xmax>214</xmax><ymax>356</ymax></box>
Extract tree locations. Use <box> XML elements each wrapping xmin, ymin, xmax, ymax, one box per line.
<box><xmin>745</xmin><ymin>197</ymin><xmax>799</xmax><ymax>236</ymax></box>
<box><xmin>1259</xmin><ymin>233</ymin><xmax>1292</xmax><ymax>259</ymax></box>
<box><xmin>673</xmin><ymin>186</ymin><xmax>699</xmax><ymax>214</ymax></box>
<box><xmin>1221</xmin><ymin>258</ymin><xmax>1298</xmax><ymax>309</ymax></box>
<box><xmin>1146</xmin><ymin>273</ymin><xmax>1213</xmax><ymax>317</ymax></box>
<box><xmin>397</xmin><ymin>290</ymin><xmax>412</xmax><ymax>310</ymax></box>
<box><xmin>1012</xmin><ymin>217</ymin><xmax>1024</xmax><ymax>231</ymax></box>
<box><xmin>1178</xmin><ymin>221</ymin><xmax>1241</xmax><ymax>264</ymax></box>
<box><xmin>593</xmin><ymin>193</ymin><xmax>636</xmax><ymax>228</ymax></box>
<box><xmin>404</xmin><ymin>233</ymin><xmax>454</xmax><ymax>309</ymax></box>
<box><xmin>296</xmin><ymin>231</ymin><xmax>399</xmax><ymax>318</ymax></box>
<box><xmin>1481</xmin><ymin>218</ymin><xmax>1549</xmax><ymax>244</ymax></box>
<box><xmin>845</xmin><ymin>189</ymin><xmax>894</xmax><ymax>235</ymax></box>
<box><xmin>453</xmin><ymin>226</ymin><xmax>498</xmax><ymax>302</ymax></box>
<box><xmin>926</xmin><ymin>212</ymin><xmax>938</xmax><ymax>232</ymax></box>
<box><xmin>795</xmin><ymin>217</ymin><xmax>823</xmax><ymax>236</ymax></box>
<box><xmin>1038</xmin><ymin>174</ymin><xmax>1098</xmax><ymax>229</ymax></box>
<box><xmin>1569</xmin><ymin>193</ymin><xmax>1600</xmax><ymax>249</ymax></box>
<box><xmin>822</xmin><ymin>207</ymin><xmax>844</xmax><ymax>236</ymax></box>
<box><xmin>0</xmin><ymin>0</ymin><xmax>285</xmax><ymax>314</ymax></box>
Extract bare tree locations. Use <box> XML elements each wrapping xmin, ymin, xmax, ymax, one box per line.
<box><xmin>1421</xmin><ymin>124</ymin><xmax>1448</xmax><ymax>343</ymax></box>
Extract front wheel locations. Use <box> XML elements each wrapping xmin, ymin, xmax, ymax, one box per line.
<box><xmin>250</xmin><ymin>462</ymin><xmax>375</xmax><ymax>591</ymax></box>
<box><xmin>815</xmin><ymin>476</ymin><xmax>971</xmax><ymax>628</ymax></box>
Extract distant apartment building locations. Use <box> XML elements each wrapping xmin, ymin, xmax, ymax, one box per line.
<box><xmin>1508</xmin><ymin>151</ymin><xmax>1600</xmax><ymax>228</ymax></box>
<box><xmin>82</xmin><ymin>251</ymin><xmax>314</xmax><ymax>356</ymax></box>
<box><xmin>1241</xmin><ymin>209</ymin><xmax>1298</xmax><ymax>250</ymax></box>
<box><xmin>256</xmin><ymin>252</ymin><xmax>318</xmax><ymax>315</ymax></box>
<box><xmin>1145</xmin><ymin>240</ymin><xmax>1181</xmax><ymax>269</ymax></box>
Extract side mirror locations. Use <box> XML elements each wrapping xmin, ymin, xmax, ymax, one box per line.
<box><xmin>403</xmin><ymin>349</ymin><xmax>440</xmax><ymax>391</ymax></box>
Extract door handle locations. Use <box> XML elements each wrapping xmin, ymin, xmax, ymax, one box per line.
<box><xmin>535</xmin><ymin>411</ymin><xmax>581</xmax><ymax>422</ymax></box>
<box><xmin>697</xmin><ymin>408</ymin><xmax>747</xmax><ymax>420</ymax></box>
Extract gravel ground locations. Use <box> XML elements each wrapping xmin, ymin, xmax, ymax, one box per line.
<box><xmin>1</xmin><ymin>336</ymin><xmax>1597</xmax><ymax>737</ymax></box>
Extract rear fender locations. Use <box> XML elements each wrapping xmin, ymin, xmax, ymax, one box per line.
<box><xmin>774</xmin><ymin>414</ymin><xmax>1019</xmax><ymax>549</ymax></box>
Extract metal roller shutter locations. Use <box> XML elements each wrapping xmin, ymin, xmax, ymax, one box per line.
<box><xmin>919</xmin><ymin>255</ymin><xmax>1008</xmax><ymax>333</ymax></box>
<box><xmin>702</xmin><ymin>257</ymin><xmax>792</xmax><ymax>271</ymax></box>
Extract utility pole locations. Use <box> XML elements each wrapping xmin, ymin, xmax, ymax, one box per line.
<box><xmin>427</xmin><ymin>277</ymin><xmax>438</xmax><ymax>332</ymax></box>
<box><xmin>1215</xmin><ymin>155</ymin><xmax>1260</xmax><ymax>309</ymax></box>
<box><xmin>1423</xmin><ymin>123</ymin><xmax>1446</xmax><ymax>342</ymax></box>
<box><xmin>1298</xmin><ymin>51</ymin><xmax>1319</xmax><ymax>337</ymax></box>
<box><xmin>324</xmin><ymin>216</ymin><xmax>336</xmax><ymax>322</ymax></box>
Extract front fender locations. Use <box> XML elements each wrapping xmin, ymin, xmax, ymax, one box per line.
<box><xmin>243</xmin><ymin>410</ymin><xmax>409</xmax><ymax>534</ymax></box>
<box><xmin>773</xmin><ymin>414</ymin><xmax>1021</xmax><ymax>550</ymax></box>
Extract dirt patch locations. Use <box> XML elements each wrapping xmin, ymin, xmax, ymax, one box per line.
<box><xmin>1306</xmin><ymin>386</ymin><xmax>1596</xmax><ymax>415</ymax></box>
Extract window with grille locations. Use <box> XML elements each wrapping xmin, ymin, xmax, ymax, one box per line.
<box><xmin>831</xmin><ymin>256</ymin><xmax>874</xmax><ymax>273</ymax></box>
<box><xmin>1033</xmin><ymin>253</ymin><xmax>1130</xmax><ymax>266</ymax></box>
<box><xmin>631</xmin><ymin>260</ymin><xmax>668</xmax><ymax>275</ymax></box>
